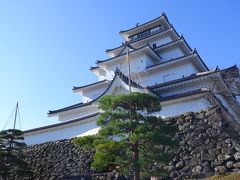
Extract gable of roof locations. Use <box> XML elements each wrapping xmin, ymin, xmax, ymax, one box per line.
<box><xmin>91</xmin><ymin>68</ymin><xmax>145</xmax><ymax>102</ymax></box>
<box><xmin>48</xmin><ymin>69</ymin><xmax>144</xmax><ymax>116</ymax></box>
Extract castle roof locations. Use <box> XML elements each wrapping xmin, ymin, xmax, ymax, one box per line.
<box><xmin>72</xmin><ymin>79</ymin><xmax>108</xmax><ymax>91</ymax></box>
<box><xmin>97</xmin><ymin>44</ymin><xmax>161</xmax><ymax>65</ymax></box>
<box><xmin>149</xmin><ymin>69</ymin><xmax>217</xmax><ymax>90</ymax></box>
<box><xmin>48</xmin><ymin>68</ymin><xmax>144</xmax><ymax>115</ymax></box>
<box><xmin>106</xmin><ymin>25</ymin><xmax>178</xmax><ymax>54</ymax></box>
<box><xmin>160</xmin><ymin>88</ymin><xmax>210</xmax><ymax>102</ymax></box>
<box><xmin>153</xmin><ymin>35</ymin><xmax>192</xmax><ymax>53</ymax></box>
<box><xmin>24</xmin><ymin>112</ymin><xmax>99</xmax><ymax>134</ymax></box>
<box><xmin>146</xmin><ymin>50</ymin><xmax>208</xmax><ymax>72</ymax></box>
<box><xmin>48</xmin><ymin>101</ymin><xmax>92</xmax><ymax>115</ymax></box>
<box><xmin>119</xmin><ymin>12</ymin><xmax>171</xmax><ymax>40</ymax></box>
<box><xmin>148</xmin><ymin>66</ymin><xmax>239</xmax><ymax>93</ymax></box>
<box><xmin>89</xmin><ymin>66</ymin><xmax>99</xmax><ymax>70</ymax></box>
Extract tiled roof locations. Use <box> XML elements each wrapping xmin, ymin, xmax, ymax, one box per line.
<box><xmin>153</xmin><ymin>36</ymin><xmax>192</xmax><ymax>52</ymax></box>
<box><xmin>147</xmin><ymin>52</ymin><xmax>195</xmax><ymax>69</ymax></box>
<box><xmin>146</xmin><ymin>50</ymin><xmax>209</xmax><ymax>71</ymax></box>
<box><xmin>119</xmin><ymin>12</ymin><xmax>170</xmax><ymax>34</ymax></box>
<box><xmin>48</xmin><ymin>69</ymin><xmax>143</xmax><ymax>115</ymax></box>
<box><xmin>115</xmin><ymin>68</ymin><xmax>144</xmax><ymax>89</ymax></box>
<box><xmin>108</xmin><ymin>36</ymin><xmax>191</xmax><ymax>61</ymax></box>
<box><xmin>48</xmin><ymin>101</ymin><xmax>92</xmax><ymax>115</ymax></box>
<box><xmin>91</xmin><ymin>68</ymin><xmax>144</xmax><ymax>102</ymax></box>
<box><xmin>89</xmin><ymin>66</ymin><xmax>99</xmax><ymax>70</ymax></box>
<box><xmin>97</xmin><ymin>44</ymin><xmax>160</xmax><ymax>64</ymax></box>
<box><xmin>106</xmin><ymin>26</ymin><xmax>174</xmax><ymax>53</ymax></box>
<box><xmin>73</xmin><ymin>80</ymin><xmax>108</xmax><ymax>91</ymax></box>
<box><xmin>149</xmin><ymin>70</ymin><xmax>217</xmax><ymax>90</ymax></box>
<box><xmin>98</xmin><ymin>44</ymin><xmax>148</xmax><ymax>64</ymax></box>
<box><xmin>27</xmin><ymin>88</ymin><xmax>209</xmax><ymax>134</ymax></box>
<box><xmin>24</xmin><ymin>112</ymin><xmax>99</xmax><ymax>134</ymax></box>
<box><xmin>159</xmin><ymin>88</ymin><xmax>209</xmax><ymax>101</ymax></box>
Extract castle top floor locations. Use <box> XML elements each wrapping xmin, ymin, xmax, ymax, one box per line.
<box><xmin>119</xmin><ymin>13</ymin><xmax>171</xmax><ymax>42</ymax></box>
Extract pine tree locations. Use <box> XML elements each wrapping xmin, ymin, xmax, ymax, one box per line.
<box><xmin>0</xmin><ymin>129</ymin><xmax>32</xmax><ymax>179</ymax></box>
<box><xmin>75</xmin><ymin>92</ymin><xmax>177</xmax><ymax>180</ymax></box>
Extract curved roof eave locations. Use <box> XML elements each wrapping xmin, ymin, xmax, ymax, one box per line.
<box><xmin>119</xmin><ymin>12</ymin><xmax>170</xmax><ymax>37</ymax></box>
<box><xmin>48</xmin><ymin>101</ymin><xmax>92</xmax><ymax>116</ymax></box>
<box><xmin>98</xmin><ymin>44</ymin><xmax>161</xmax><ymax>65</ymax></box>
<box><xmin>24</xmin><ymin>112</ymin><xmax>99</xmax><ymax>134</ymax></box>
<box><xmin>106</xmin><ymin>26</ymin><xmax>175</xmax><ymax>53</ymax></box>
<box><xmin>72</xmin><ymin>79</ymin><xmax>109</xmax><ymax>92</ymax></box>
<box><xmin>159</xmin><ymin>88</ymin><xmax>210</xmax><ymax>102</ymax></box>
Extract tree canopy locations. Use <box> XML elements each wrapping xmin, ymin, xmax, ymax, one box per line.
<box><xmin>0</xmin><ymin>129</ymin><xmax>32</xmax><ymax>179</ymax></box>
<box><xmin>75</xmin><ymin>92</ymin><xmax>177</xmax><ymax>179</ymax></box>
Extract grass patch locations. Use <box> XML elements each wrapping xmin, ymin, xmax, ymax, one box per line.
<box><xmin>204</xmin><ymin>173</ymin><xmax>240</xmax><ymax>180</ymax></box>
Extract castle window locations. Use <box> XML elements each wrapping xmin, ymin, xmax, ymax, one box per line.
<box><xmin>129</xmin><ymin>25</ymin><xmax>163</xmax><ymax>42</ymax></box>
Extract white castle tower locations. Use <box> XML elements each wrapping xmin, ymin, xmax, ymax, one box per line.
<box><xmin>24</xmin><ymin>13</ymin><xmax>240</xmax><ymax>145</ymax></box>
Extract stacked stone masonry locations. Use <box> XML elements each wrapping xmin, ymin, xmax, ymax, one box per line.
<box><xmin>24</xmin><ymin>106</ymin><xmax>240</xmax><ymax>179</ymax></box>
<box><xmin>24</xmin><ymin>140</ymin><xmax>94</xmax><ymax>179</ymax></box>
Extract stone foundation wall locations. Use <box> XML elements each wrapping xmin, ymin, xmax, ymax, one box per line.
<box><xmin>24</xmin><ymin>106</ymin><xmax>240</xmax><ymax>179</ymax></box>
<box><xmin>165</xmin><ymin>106</ymin><xmax>240</xmax><ymax>179</ymax></box>
<box><xmin>24</xmin><ymin>139</ymin><xmax>94</xmax><ymax>179</ymax></box>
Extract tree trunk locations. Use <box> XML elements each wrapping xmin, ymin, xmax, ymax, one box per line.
<box><xmin>132</xmin><ymin>143</ymin><xmax>140</xmax><ymax>180</ymax></box>
<box><xmin>134</xmin><ymin>169</ymin><xmax>140</xmax><ymax>180</ymax></box>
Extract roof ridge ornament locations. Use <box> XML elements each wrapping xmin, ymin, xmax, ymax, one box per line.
<box><xmin>180</xmin><ymin>34</ymin><xmax>184</xmax><ymax>39</ymax></box>
<box><xmin>161</xmin><ymin>12</ymin><xmax>167</xmax><ymax>17</ymax></box>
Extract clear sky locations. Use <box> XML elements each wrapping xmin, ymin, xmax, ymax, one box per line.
<box><xmin>0</xmin><ymin>0</ymin><xmax>240</xmax><ymax>130</ymax></box>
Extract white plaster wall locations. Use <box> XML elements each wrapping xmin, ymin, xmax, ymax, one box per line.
<box><xmin>25</xmin><ymin>96</ymin><xmax>212</xmax><ymax>145</ymax></box>
<box><xmin>145</xmin><ymin>54</ymin><xmax>160</xmax><ymax>67</ymax></box>
<box><xmin>98</xmin><ymin>69</ymin><xmax>107</xmax><ymax>81</ymax></box>
<box><xmin>81</xmin><ymin>84</ymin><xmax>108</xmax><ymax>103</ymax></box>
<box><xmin>150</xmin><ymin>35</ymin><xmax>173</xmax><ymax>47</ymax></box>
<box><xmin>105</xmin><ymin>55</ymin><xmax>147</xmax><ymax>80</ymax></box>
<box><xmin>112</xmin><ymin>48</ymin><xmax>124</xmax><ymax>57</ymax></box>
<box><xmin>140</xmin><ymin>62</ymin><xmax>199</xmax><ymax>87</ymax></box>
<box><xmin>159</xmin><ymin>47</ymin><xmax>185</xmax><ymax>61</ymax></box>
<box><xmin>160</xmin><ymin>97</ymin><xmax>212</xmax><ymax>118</ymax></box>
<box><xmin>82</xmin><ymin>96</ymin><xmax>92</xmax><ymax>103</ymax></box>
<box><xmin>24</xmin><ymin>118</ymin><xmax>98</xmax><ymax>145</ymax></box>
<box><xmin>58</xmin><ymin>105</ymin><xmax>98</xmax><ymax>122</ymax></box>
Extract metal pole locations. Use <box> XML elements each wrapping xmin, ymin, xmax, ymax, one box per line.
<box><xmin>127</xmin><ymin>49</ymin><xmax>132</xmax><ymax>93</ymax></box>
<box><xmin>13</xmin><ymin>102</ymin><xmax>18</xmax><ymax>129</ymax></box>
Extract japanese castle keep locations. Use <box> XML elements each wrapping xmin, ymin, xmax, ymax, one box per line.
<box><xmin>23</xmin><ymin>13</ymin><xmax>240</xmax><ymax>145</ymax></box>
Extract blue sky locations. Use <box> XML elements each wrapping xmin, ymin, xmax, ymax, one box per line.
<box><xmin>0</xmin><ymin>0</ymin><xmax>240</xmax><ymax>130</ymax></box>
